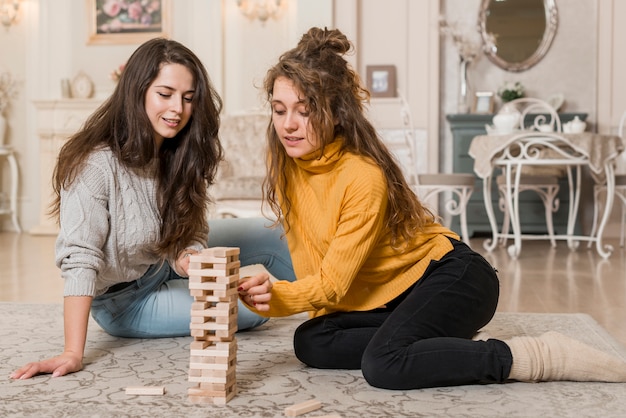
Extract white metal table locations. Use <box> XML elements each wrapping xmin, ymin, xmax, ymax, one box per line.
<box><xmin>469</xmin><ymin>131</ymin><xmax>624</xmax><ymax>258</ymax></box>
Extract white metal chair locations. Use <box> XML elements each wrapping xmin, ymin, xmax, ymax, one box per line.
<box><xmin>483</xmin><ymin>131</ymin><xmax>588</xmax><ymax>258</ymax></box>
<box><xmin>589</xmin><ymin>110</ymin><xmax>626</xmax><ymax>246</ymax></box>
<box><xmin>396</xmin><ymin>95</ymin><xmax>475</xmax><ymax>245</ymax></box>
<box><xmin>494</xmin><ymin>98</ymin><xmax>564</xmax><ymax>246</ymax></box>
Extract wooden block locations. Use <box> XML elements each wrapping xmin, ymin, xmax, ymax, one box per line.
<box><xmin>188</xmin><ymin>367</ymin><xmax>235</xmax><ymax>380</ymax></box>
<box><xmin>188</xmin><ymin>247</ymin><xmax>239</xmax><ymax>405</ymax></box>
<box><xmin>125</xmin><ymin>386</ymin><xmax>165</xmax><ymax>396</ymax></box>
<box><xmin>201</xmin><ymin>247</ymin><xmax>240</xmax><ymax>257</ymax></box>
<box><xmin>188</xmin><ymin>389</ymin><xmax>236</xmax><ymax>405</ymax></box>
<box><xmin>190</xmin><ymin>345</ymin><xmax>236</xmax><ymax>358</ymax></box>
<box><xmin>187</xmin><ymin>260</ymin><xmax>241</xmax><ymax>277</ymax></box>
<box><xmin>189</xmin><ymin>340</ymin><xmax>211</xmax><ymax>350</ymax></box>
<box><xmin>190</xmin><ymin>316</ymin><xmax>207</xmax><ymax>324</ymax></box>
<box><xmin>195</xmin><ymin>368</ymin><xmax>232</xmax><ymax>378</ymax></box>
<box><xmin>191</xmin><ymin>301</ymin><xmax>210</xmax><ymax>310</ymax></box>
<box><xmin>190</xmin><ymin>286</ymin><xmax>238</xmax><ymax>300</ymax></box>
<box><xmin>187</xmin><ymin>264</ymin><xmax>240</xmax><ymax>279</ymax></box>
<box><xmin>198</xmin><ymin>382</ymin><xmax>232</xmax><ymax>390</ymax></box>
<box><xmin>188</xmin><ymin>369</ymin><xmax>235</xmax><ymax>384</ymax></box>
<box><xmin>189</xmin><ymin>361</ymin><xmax>229</xmax><ymax>371</ymax></box>
<box><xmin>188</xmin><ymin>383</ymin><xmax>236</xmax><ymax>398</ymax></box>
<box><xmin>190</xmin><ymin>351</ymin><xmax>236</xmax><ymax>365</ymax></box>
<box><xmin>194</xmin><ymin>292</ymin><xmax>238</xmax><ymax>303</ymax></box>
<box><xmin>284</xmin><ymin>399</ymin><xmax>322</xmax><ymax>417</ymax></box>
<box><xmin>189</xmin><ymin>274</ymin><xmax>239</xmax><ymax>285</ymax></box>
<box><xmin>189</xmin><ymin>254</ymin><xmax>239</xmax><ymax>264</ymax></box>
<box><xmin>188</xmin><ymin>281</ymin><xmax>233</xmax><ymax>292</ymax></box>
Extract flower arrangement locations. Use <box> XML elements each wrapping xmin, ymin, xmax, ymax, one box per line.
<box><xmin>439</xmin><ymin>18</ymin><xmax>482</xmax><ymax>63</ymax></box>
<box><xmin>0</xmin><ymin>71</ymin><xmax>19</xmax><ymax>114</ymax></box>
<box><xmin>497</xmin><ymin>82</ymin><xmax>525</xmax><ymax>102</ymax></box>
<box><xmin>110</xmin><ymin>62</ymin><xmax>126</xmax><ymax>83</ymax></box>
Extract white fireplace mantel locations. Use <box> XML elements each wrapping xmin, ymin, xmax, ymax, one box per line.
<box><xmin>31</xmin><ymin>99</ymin><xmax>103</xmax><ymax>235</ymax></box>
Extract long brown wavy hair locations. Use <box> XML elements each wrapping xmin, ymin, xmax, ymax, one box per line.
<box><xmin>50</xmin><ymin>38</ymin><xmax>223</xmax><ymax>261</ymax></box>
<box><xmin>262</xmin><ymin>27</ymin><xmax>434</xmax><ymax>248</ymax></box>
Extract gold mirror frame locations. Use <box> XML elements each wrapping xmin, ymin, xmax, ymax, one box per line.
<box><xmin>478</xmin><ymin>0</ymin><xmax>558</xmax><ymax>72</ymax></box>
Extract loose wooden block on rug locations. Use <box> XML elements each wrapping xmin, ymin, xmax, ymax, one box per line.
<box><xmin>1</xmin><ymin>302</ymin><xmax>626</xmax><ymax>418</ymax></box>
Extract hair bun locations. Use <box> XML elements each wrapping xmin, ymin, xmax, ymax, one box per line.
<box><xmin>298</xmin><ymin>27</ymin><xmax>351</xmax><ymax>57</ymax></box>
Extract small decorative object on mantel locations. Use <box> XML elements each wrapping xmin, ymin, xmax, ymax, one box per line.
<box><xmin>110</xmin><ymin>62</ymin><xmax>126</xmax><ymax>84</ymax></box>
<box><xmin>440</xmin><ymin>18</ymin><xmax>483</xmax><ymax>114</ymax></box>
<box><xmin>0</xmin><ymin>70</ymin><xmax>20</xmax><ymax>147</ymax></box>
<box><xmin>472</xmin><ymin>91</ymin><xmax>494</xmax><ymax>114</ymax></box>
<box><xmin>61</xmin><ymin>79</ymin><xmax>72</xmax><ymax>99</ymax></box>
<box><xmin>497</xmin><ymin>81</ymin><xmax>524</xmax><ymax>103</ymax></box>
<box><xmin>70</xmin><ymin>71</ymin><xmax>95</xmax><ymax>99</ymax></box>
<box><xmin>563</xmin><ymin>116</ymin><xmax>586</xmax><ymax>134</ymax></box>
<box><xmin>366</xmin><ymin>65</ymin><xmax>397</xmax><ymax>98</ymax></box>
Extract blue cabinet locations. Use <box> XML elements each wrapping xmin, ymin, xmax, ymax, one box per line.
<box><xmin>446</xmin><ymin>113</ymin><xmax>587</xmax><ymax>237</ymax></box>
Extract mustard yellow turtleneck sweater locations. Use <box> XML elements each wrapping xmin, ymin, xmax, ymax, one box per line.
<box><xmin>256</xmin><ymin>140</ymin><xmax>459</xmax><ymax>318</ymax></box>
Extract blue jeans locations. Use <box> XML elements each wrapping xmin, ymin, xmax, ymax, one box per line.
<box><xmin>91</xmin><ymin>218</ymin><xmax>295</xmax><ymax>338</ymax></box>
<box><xmin>292</xmin><ymin>238</ymin><xmax>512</xmax><ymax>389</ymax></box>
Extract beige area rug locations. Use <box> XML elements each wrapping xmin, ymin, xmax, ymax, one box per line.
<box><xmin>2</xmin><ymin>303</ymin><xmax>626</xmax><ymax>418</ymax></box>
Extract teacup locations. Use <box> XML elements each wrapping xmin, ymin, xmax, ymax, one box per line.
<box><xmin>537</xmin><ymin>124</ymin><xmax>553</xmax><ymax>133</ymax></box>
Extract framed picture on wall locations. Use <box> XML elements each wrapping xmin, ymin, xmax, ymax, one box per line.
<box><xmin>366</xmin><ymin>65</ymin><xmax>397</xmax><ymax>98</ymax></box>
<box><xmin>87</xmin><ymin>0</ymin><xmax>171</xmax><ymax>45</ymax></box>
<box><xmin>472</xmin><ymin>91</ymin><xmax>495</xmax><ymax>114</ymax></box>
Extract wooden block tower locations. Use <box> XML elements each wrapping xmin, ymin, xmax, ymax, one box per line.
<box><xmin>187</xmin><ymin>247</ymin><xmax>240</xmax><ymax>404</ymax></box>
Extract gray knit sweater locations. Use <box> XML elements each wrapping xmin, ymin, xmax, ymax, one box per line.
<box><xmin>55</xmin><ymin>148</ymin><xmax>205</xmax><ymax>297</ymax></box>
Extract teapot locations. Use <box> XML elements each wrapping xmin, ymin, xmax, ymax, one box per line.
<box><xmin>492</xmin><ymin>104</ymin><xmax>520</xmax><ymax>134</ymax></box>
<box><xmin>563</xmin><ymin>116</ymin><xmax>586</xmax><ymax>134</ymax></box>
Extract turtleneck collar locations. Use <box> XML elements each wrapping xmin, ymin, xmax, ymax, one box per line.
<box><xmin>292</xmin><ymin>138</ymin><xmax>344</xmax><ymax>174</ymax></box>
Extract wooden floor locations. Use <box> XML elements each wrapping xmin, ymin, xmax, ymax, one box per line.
<box><xmin>1</xmin><ymin>232</ymin><xmax>625</xmax><ymax>346</ymax></box>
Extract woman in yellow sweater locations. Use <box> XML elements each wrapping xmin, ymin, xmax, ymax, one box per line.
<box><xmin>238</xmin><ymin>27</ymin><xmax>626</xmax><ymax>389</ymax></box>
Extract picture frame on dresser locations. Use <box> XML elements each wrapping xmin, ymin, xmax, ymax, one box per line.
<box><xmin>366</xmin><ymin>65</ymin><xmax>397</xmax><ymax>98</ymax></box>
<box><xmin>472</xmin><ymin>92</ymin><xmax>494</xmax><ymax>114</ymax></box>
<box><xmin>87</xmin><ymin>0</ymin><xmax>171</xmax><ymax>45</ymax></box>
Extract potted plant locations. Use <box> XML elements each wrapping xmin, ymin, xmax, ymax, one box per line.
<box><xmin>497</xmin><ymin>81</ymin><xmax>525</xmax><ymax>103</ymax></box>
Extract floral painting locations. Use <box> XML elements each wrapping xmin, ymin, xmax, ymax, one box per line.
<box><xmin>88</xmin><ymin>0</ymin><xmax>170</xmax><ymax>45</ymax></box>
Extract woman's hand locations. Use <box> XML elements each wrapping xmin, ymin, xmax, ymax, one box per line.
<box><xmin>10</xmin><ymin>351</ymin><xmax>83</xmax><ymax>380</ymax></box>
<box><xmin>238</xmin><ymin>273</ymin><xmax>273</xmax><ymax>312</ymax></box>
<box><xmin>176</xmin><ymin>249</ymin><xmax>200</xmax><ymax>276</ymax></box>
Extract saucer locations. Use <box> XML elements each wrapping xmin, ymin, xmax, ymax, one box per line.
<box><xmin>485</xmin><ymin>124</ymin><xmax>518</xmax><ymax>135</ymax></box>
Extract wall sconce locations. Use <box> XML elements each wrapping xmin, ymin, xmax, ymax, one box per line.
<box><xmin>237</xmin><ymin>0</ymin><xmax>282</xmax><ymax>23</ymax></box>
<box><xmin>1</xmin><ymin>0</ymin><xmax>21</xmax><ymax>28</ymax></box>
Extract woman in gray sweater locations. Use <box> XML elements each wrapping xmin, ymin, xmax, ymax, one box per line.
<box><xmin>11</xmin><ymin>38</ymin><xmax>293</xmax><ymax>380</ymax></box>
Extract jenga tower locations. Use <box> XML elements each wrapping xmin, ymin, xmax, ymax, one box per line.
<box><xmin>187</xmin><ymin>247</ymin><xmax>240</xmax><ymax>404</ymax></box>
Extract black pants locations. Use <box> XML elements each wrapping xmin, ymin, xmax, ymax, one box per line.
<box><xmin>293</xmin><ymin>239</ymin><xmax>513</xmax><ymax>390</ymax></box>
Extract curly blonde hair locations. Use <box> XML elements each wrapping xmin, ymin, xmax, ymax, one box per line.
<box><xmin>263</xmin><ymin>27</ymin><xmax>434</xmax><ymax>247</ymax></box>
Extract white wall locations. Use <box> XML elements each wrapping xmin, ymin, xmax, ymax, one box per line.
<box><xmin>440</xmin><ymin>0</ymin><xmax>598</xmax><ymax>173</ymax></box>
<box><xmin>1</xmin><ymin>0</ymin><xmax>626</xmax><ymax>237</ymax></box>
<box><xmin>0</xmin><ymin>0</ymin><xmax>333</xmax><ymax>232</ymax></box>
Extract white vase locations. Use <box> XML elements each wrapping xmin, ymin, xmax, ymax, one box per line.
<box><xmin>0</xmin><ymin>113</ymin><xmax>6</xmax><ymax>147</ymax></box>
<box><xmin>458</xmin><ymin>58</ymin><xmax>470</xmax><ymax>114</ymax></box>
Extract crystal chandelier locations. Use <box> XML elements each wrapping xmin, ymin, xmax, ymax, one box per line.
<box><xmin>237</xmin><ymin>0</ymin><xmax>282</xmax><ymax>23</ymax></box>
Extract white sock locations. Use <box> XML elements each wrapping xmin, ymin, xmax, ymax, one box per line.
<box><xmin>505</xmin><ymin>331</ymin><xmax>626</xmax><ymax>382</ymax></box>
<box><xmin>472</xmin><ymin>330</ymin><xmax>491</xmax><ymax>341</ymax></box>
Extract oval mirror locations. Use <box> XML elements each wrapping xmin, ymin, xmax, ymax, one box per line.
<box><xmin>479</xmin><ymin>0</ymin><xmax>558</xmax><ymax>72</ymax></box>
